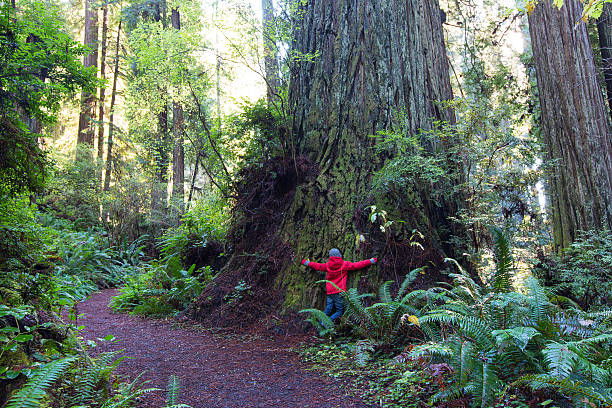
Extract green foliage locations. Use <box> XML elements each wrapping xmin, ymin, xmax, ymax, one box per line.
<box><xmin>111</xmin><ymin>262</ymin><xmax>210</xmax><ymax>316</ymax></box>
<box><xmin>0</xmin><ymin>0</ymin><xmax>98</xmax><ymax>195</ymax></box>
<box><xmin>410</xmin><ymin>257</ymin><xmax>612</xmax><ymax>407</ymax></box>
<box><xmin>159</xmin><ymin>193</ymin><xmax>229</xmax><ymax>261</ymax></box>
<box><xmin>5</xmin><ymin>357</ymin><xmax>76</xmax><ymax>408</ymax></box>
<box><xmin>298</xmin><ymin>342</ymin><xmax>437</xmax><ymax>407</ymax></box>
<box><xmin>537</xmin><ymin>228</ymin><xmax>612</xmax><ymax>311</ymax></box>
<box><xmin>41</xmin><ymin>148</ymin><xmax>102</xmax><ymax>229</ymax></box>
<box><xmin>341</xmin><ymin>268</ymin><xmax>425</xmax><ymax>346</ymax></box>
<box><xmin>299</xmin><ymin>308</ymin><xmax>335</xmax><ymax>337</ymax></box>
<box><xmin>371</xmin><ymin>117</ymin><xmax>449</xmax><ymax>195</ymax></box>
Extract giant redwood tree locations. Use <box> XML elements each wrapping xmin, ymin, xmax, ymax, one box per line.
<box><xmin>528</xmin><ymin>0</ymin><xmax>612</xmax><ymax>251</ymax></box>
<box><xmin>191</xmin><ymin>0</ymin><xmax>462</xmax><ymax>323</ymax></box>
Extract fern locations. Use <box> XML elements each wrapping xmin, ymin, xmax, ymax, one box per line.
<box><xmin>69</xmin><ymin>350</ymin><xmax>125</xmax><ymax>406</ymax></box>
<box><xmin>390</xmin><ymin>268</ymin><xmax>418</xmax><ymax>298</ymax></box>
<box><xmin>378</xmin><ymin>280</ymin><xmax>393</xmax><ymax>304</ymax></box>
<box><xmin>6</xmin><ymin>357</ymin><xmax>76</xmax><ymax>408</ymax></box>
<box><xmin>512</xmin><ymin>374</ymin><xmax>612</xmax><ymax>406</ymax></box>
<box><xmin>99</xmin><ymin>372</ymin><xmax>161</xmax><ymax>408</ymax></box>
<box><xmin>353</xmin><ymin>339</ymin><xmax>376</xmax><ymax>367</ymax></box>
<box><xmin>298</xmin><ymin>308</ymin><xmax>335</xmax><ymax>336</ymax></box>
<box><xmin>489</xmin><ymin>227</ymin><xmax>512</xmax><ymax>293</ymax></box>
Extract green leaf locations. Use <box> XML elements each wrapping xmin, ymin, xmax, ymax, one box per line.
<box><xmin>14</xmin><ymin>334</ymin><xmax>33</xmax><ymax>343</ymax></box>
<box><xmin>492</xmin><ymin>327</ymin><xmax>540</xmax><ymax>351</ymax></box>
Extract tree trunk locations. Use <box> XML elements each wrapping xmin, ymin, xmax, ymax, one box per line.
<box><xmin>171</xmin><ymin>8</ymin><xmax>184</xmax><ymax>215</ymax></box>
<box><xmin>104</xmin><ymin>20</ymin><xmax>121</xmax><ymax>192</ymax></box>
<box><xmin>97</xmin><ymin>4</ymin><xmax>108</xmax><ymax>166</ymax></box>
<box><xmin>262</xmin><ymin>0</ymin><xmax>279</xmax><ymax>104</ymax></box>
<box><xmin>528</xmin><ymin>0</ymin><xmax>612</xmax><ymax>251</ymax></box>
<box><xmin>598</xmin><ymin>2</ymin><xmax>612</xmax><ymax>116</ymax></box>
<box><xmin>191</xmin><ymin>0</ymin><xmax>461</xmax><ymax>326</ymax></box>
<box><xmin>77</xmin><ymin>0</ymin><xmax>98</xmax><ymax>147</ymax></box>
<box><xmin>275</xmin><ymin>0</ymin><xmax>458</xmax><ymax>310</ymax></box>
<box><xmin>151</xmin><ymin>106</ymin><xmax>170</xmax><ymax>218</ymax></box>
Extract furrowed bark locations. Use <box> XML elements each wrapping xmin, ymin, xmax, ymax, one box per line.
<box><xmin>278</xmin><ymin>0</ymin><xmax>459</xmax><ymax>309</ymax></box>
<box><xmin>528</xmin><ymin>0</ymin><xmax>612</xmax><ymax>251</ymax></box>
<box><xmin>77</xmin><ymin>0</ymin><xmax>98</xmax><ymax>148</ymax></box>
<box><xmin>104</xmin><ymin>20</ymin><xmax>121</xmax><ymax>192</ymax></box>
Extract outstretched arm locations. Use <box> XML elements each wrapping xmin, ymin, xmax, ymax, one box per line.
<box><xmin>347</xmin><ymin>257</ymin><xmax>377</xmax><ymax>271</ymax></box>
<box><xmin>301</xmin><ymin>259</ymin><xmax>328</xmax><ymax>272</ymax></box>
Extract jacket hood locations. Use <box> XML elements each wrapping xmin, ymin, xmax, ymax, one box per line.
<box><xmin>327</xmin><ymin>256</ymin><xmax>344</xmax><ymax>270</ymax></box>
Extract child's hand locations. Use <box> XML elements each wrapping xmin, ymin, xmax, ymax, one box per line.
<box><xmin>301</xmin><ymin>259</ymin><xmax>310</xmax><ymax>266</ymax></box>
<box><xmin>370</xmin><ymin>257</ymin><xmax>377</xmax><ymax>264</ymax></box>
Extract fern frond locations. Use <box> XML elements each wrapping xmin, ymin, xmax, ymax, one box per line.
<box><xmin>166</xmin><ymin>375</ymin><xmax>180</xmax><ymax>406</ymax></box>
<box><xmin>353</xmin><ymin>340</ymin><xmax>376</xmax><ymax>367</ymax></box>
<box><xmin>410</xmin><ymin>341</ymin><xmax>453</xmax><ymax>359</ymax></box>
<box><xmin>298</xmin><ymin>308</ymin><xmax>335</xmax><ymax>336</ymax></box>
<box><xmin>513</xmin><ymin>374</ymin><xmax>612</xmax><ymax>406</ymax></box>
<box><xmin>525</xmin><ymin>277</ymin><xmax>550</xmax><ymax>324</ymax></box>
<box><xmin>6</xmin><ymin>357</ymin><xmax>76</xmax><ymax>408</ymax></box>
<box><xmin>490</xmin><ymin>226</ymin><xmax>513</xmax><ymax>293</ymax></box>
<box><xmin>396</xmin><ymin>267</ymin><xmax>423</xmax><ymax>300</ymax></box>
<box><xmin>420</xmin><ymin>312</ymin><xmax>495</xmax><ymax>349</ymax></box>
<box><xmin>378</xmin><ymin>280</ymin><xmax>393</xmax><ymax>304</ymax></box>
<box><xmin>543</xmin><ymin>341</ymin><xmax>578</xmax><ymax>379</ymax></box>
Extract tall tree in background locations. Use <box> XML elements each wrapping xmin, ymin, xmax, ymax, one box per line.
<box><xmin>278</xmin><ymin>0</ymin><xmax>459</xmax><ymax>308</ymax></box>
<box><xmin>261</xmin><ymin>0</ymin><xmax>278</xmax><ymax>104</ymax></box>
<box><xmin>97</xmin><ymin>3</ymin><xmax>109</xmax><ymax>164</ymax></box>
<box><xmin>104</xmin><ymin>20</ymin><xmax>121</xmax><ymax>191</ymax></box>
<box><xmin>528</xmin><ymin>0</ymin><xmax>612</xmax><ymax>251</ymax></box>
<box><xmin>171</xmin><ymin>7</ymin><xmax>185</xmax><ymax>214</ymax></box>
<box><xmin>77</xmin><ymin>0</ymin><xmax>98</xmax><ymax>147</ymax></box>
<box><xmin>150</xmin><ymin>1</ymin><xmax>170</xmax><ymax>219</ymax></box>
<box><xmin>597</xmin><ymin>2</ymin><xmax>612</xmax><ymax>115</ymax></box>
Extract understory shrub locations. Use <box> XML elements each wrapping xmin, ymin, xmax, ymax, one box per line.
<box><xmin>111</xmin><ymin>262</ymin><xmax>212</xmax><ymax>316</ymax></box>
<box><xmin>411</xmin><ymin>231</ymin><xmax>612</xmax><ymax>407</ymax></box>
<box><xmin>301</xmin><ymin>229</ymin><xmax>612</xmax><ymax>407</ymax></box>
<box><xmin>536</xmin><ymin>228</ymin><xmax>612</xmax><ymax>311</ymax></box>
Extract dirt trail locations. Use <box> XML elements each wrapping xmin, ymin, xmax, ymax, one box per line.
<box><xmin>78</xmin><ymin>290</ymin><xmax>368</xmax><ymax>408</ymax></box>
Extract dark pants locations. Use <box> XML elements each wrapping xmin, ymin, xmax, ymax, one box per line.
<box><xmin>324</xmin><ymin>293</ymin><xmax>344</xmax><ymax>321</ymax></box>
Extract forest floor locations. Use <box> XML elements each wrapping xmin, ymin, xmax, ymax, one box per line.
<box><xmin>78</xmin><ymin>290</ymin><xmax>370</xmax><ymax>408</ymax></box>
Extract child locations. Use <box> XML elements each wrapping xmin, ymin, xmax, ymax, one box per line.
<box><xmin>301</xmin><ymin>248</ymin><xmax>377</xmax><ymax>322</ymax></box>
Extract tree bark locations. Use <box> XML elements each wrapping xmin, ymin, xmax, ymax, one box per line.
<box><xmin>97</xmin><ymin>4</ymin><xmax>108</xmax><ymax>165</ymax></box>
<box><xmin>281</xmin><ymin>0</ymin><xmax>458</xmax><ymax>309</ymax></box>
<box><xmin>171</xmin><ymin>8</ymin><xmax>184</xmax><ymax>215</ymax></box>
<box><xmin>104</xmin><ymin>20</ymin><xmax>121</xmax><ymax>192</ymax></box>
<box><xmin>597</xmin><ymin>2</ymin><xmax>612</xmax><ymax>116</ymax></box>
<box><xmin>262</xmin><ymin>0</ymin><xmax>279</xmax><ymax>104</ymax></box>
<box><xmin>151</xmin><ymin>106</ymin><xmax>170</xmax><ymax>217</ymax></box>
<box><xmin>528</xmin><ymin>0</ymin><xmax>612</xmax><ymax>251</ymax></box>
<box><xmin>77</xmin><ymin>0</ymin><xmax>98</xmax><ymax>147</ymax></box>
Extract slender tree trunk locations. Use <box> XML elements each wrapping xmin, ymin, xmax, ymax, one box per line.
<box><xmin>528</xmin><ymin>0</ymin><xmax>612</xmax><ymax>251</ymax></box>
<box><xmin>171</xmin><ymin>8</ymin><xmax>184</xmax><ymax>215</ymax></box>
<box><xmin>150</xmin><ymin>0</ymin><xmax>170</xmax><ymax>220</ymax></box>
<box><xmin>104</xmin><ymin>20</ymin><xmax>121</xmax><ymax>192</ymax></box>
<box><xmin>151</xmin><ymin>106</ymin><xmax>170</xmax><ymax>217</ymax></box>
<box><xmin>97</xmin><ymin>4</ymin><xmax>108</xmax><ymax>166</ymax></box>
<box><xmin>262</xmin><ymin>0</ymin><xmax>279</xmax><ymax>104</ymax></box>
<box><xmin>598</xmin><ymin>2</ymin><xmax>612</xmax><ymax>116</ymax></box>
<box><xmin>77</xmin><ymin>0</ymin><xmax>98</xmax><ymax>148</ymax></box>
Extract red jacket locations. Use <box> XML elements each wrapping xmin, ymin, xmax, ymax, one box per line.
<box><xmin>301</xmin><ymin>256</ymin><xmax>376</xmax><ymax>294</ymax></box>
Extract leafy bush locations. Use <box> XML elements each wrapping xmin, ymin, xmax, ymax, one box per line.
<box><xmin>410</xmin><ymin>234</ymin><xmax>612</xmax><ymax>407</ymax></box>
<box><xmin>301</xmin><ymin>268</ymin><xmax>426</xmax><ymax>345</ymax></box>
<box><xmin>111</xmin><ymin>262</ymin><xmax>211</xmax><ymax>316</ymax></box>
<box><xmin>40</xmin><ymin>148</ymin><xmax>103</xmax><ymax>230</ymax></box>
<box><xmin>537</xmin><ymin>228</ymin><xmax>612</xmax><ymax>311</ymax></box>
<box><xmin>159</xmin><ymin>193</ymin><xmax>229</xmax><ymax>262</ymax></box>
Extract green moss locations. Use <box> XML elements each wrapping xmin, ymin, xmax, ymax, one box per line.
<box><xmin>0</xmin><ymin>287</ymin><xmax>24</xmax><ymax>306</ymax></box>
